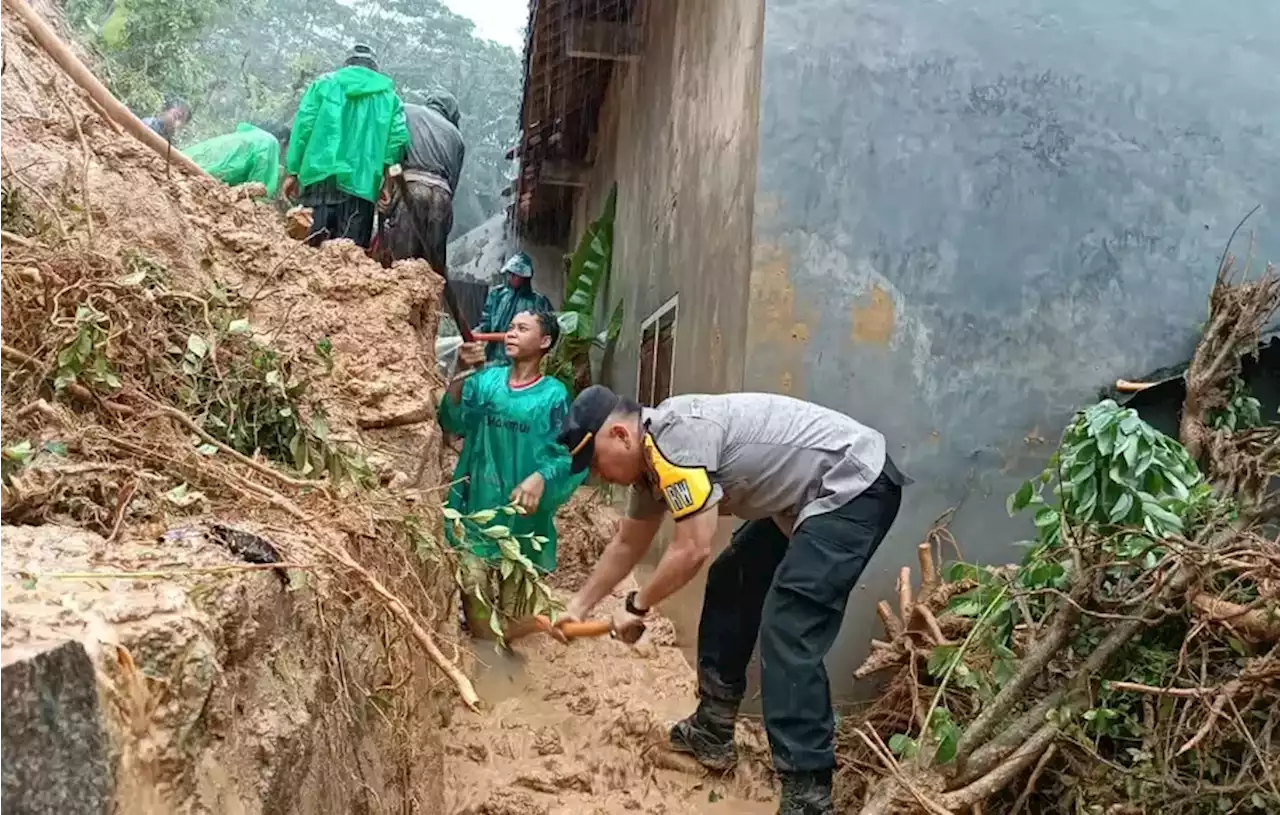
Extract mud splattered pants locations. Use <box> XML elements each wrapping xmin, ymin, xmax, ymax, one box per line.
<box><xmin>385</xmin><ymin>177</ymin><xmax>453</xmax><ymax>275</ymax></box>
<box><xmin>695</xmin><ymin>469</ymin><xmax>902</xmax><ymax>773</ymax></box>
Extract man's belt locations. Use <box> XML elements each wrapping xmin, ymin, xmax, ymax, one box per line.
<box><xmin>401</xmin><ymin>168</ymin><xmax>452</xmax><ymax>194</ymax></box>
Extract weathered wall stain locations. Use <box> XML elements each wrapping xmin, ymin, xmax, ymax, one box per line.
<box><xmin>746</xmin><ymin>241</ymin><xmax>814</xmax><ymax>395</ymax></box>
<box><xmin>850</xmin><ymin>285</ymin><xmax>896</xmax><ymax>346</ymax></box>
<box><xmin>752</xmin><ymin>0</ymin><xmax>1280</xmax><ymax>700</ymax></box>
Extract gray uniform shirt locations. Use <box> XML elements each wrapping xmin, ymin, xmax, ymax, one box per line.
<box><xmin>626</xmin><ymin>393</ymin><xmax>901</xmax><ymax>532</ymax></box>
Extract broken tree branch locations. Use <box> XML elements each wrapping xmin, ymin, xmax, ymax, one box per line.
<box><xmin>953</xmin><ymin>598</ymin><xmax>1079</xmax><ymax>769</ymax></box>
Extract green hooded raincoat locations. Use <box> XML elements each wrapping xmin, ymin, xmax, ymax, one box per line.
<box><xmin>286</xmin><ymin>65</ymin><xmax>409</xmax><ymax>202</ymax></box>
<box><xmin>184</xmin><ymin>123</ymin><xmax>282</xmax><ymax>197</ymax></box>
<box><xmin>439</xmin><ymin>367</ymin><xmax>585</xmax><ymax>572</ymax></box>
<box><xmin>478</xmin><ymin>283</ymin><xmax>555</xmax><ymax>364</ymax></box>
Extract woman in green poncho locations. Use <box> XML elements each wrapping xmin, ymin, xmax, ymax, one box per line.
<box><xmin>439</xmin><ymin>310</ymin><xmax>586</xmax><ymax>629</ymax></box>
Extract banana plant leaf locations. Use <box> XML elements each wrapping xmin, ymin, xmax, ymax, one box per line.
<box><xmin>562</xmin><ymin>185</ymin><xmax>617</xmax><ymax>340</ymax></box>
<box><xmin>551</xmin><ymin>184</ymin><xmax>622</xmax><ymax>395</ymax></box>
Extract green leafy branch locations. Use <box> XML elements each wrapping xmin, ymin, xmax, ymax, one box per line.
<box><xmin>1209</xmin><ymin>377</ymin><xmax>1263</xmax><ymax>432</ymax></box>
<box><xmin>168</xmin><ymin>306</ymin><xmax>371</xmax><ymax>485</ymax></box>
<box><xmin>54</xmin><ymin>304</ymin><xmax>122</xmax><ymax>393</ymax></box>
<box><xmin>888</xmin><ymin>402</ymin><xmax>1224</xmax><ymax>769</ymax></box>
<box><xmin>444</xmin><ymin>503</ymin><xmax>559</xmax><ymax>641</ymax></box>
<box><xmin>2</xmin><ymin>440</ymin><xmax>36</xmax><ymax>486</ymax></box>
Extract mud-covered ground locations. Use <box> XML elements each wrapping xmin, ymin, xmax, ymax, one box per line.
<box><xmin>445</xmin><ymin>496</ymin><xmax>779</xmax><ymax>815</ymax></box>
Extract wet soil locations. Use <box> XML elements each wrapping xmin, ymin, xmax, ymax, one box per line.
<box><xmin>445</xmin><ymin>499</ymin><xmax>779</xmax><ymax>815</ymax></box>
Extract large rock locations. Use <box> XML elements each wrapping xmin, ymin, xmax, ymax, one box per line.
<box><xmin>1</xmin><ymin>640</ymin><xmax>112</xmax><ymax>815</ymax></box>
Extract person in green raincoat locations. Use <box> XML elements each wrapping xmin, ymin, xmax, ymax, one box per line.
<box><xmin>282</xmin><ymin>44</ymin><xmax>408</xmax><ymax>248</ymax></box>
<box><xmin>183</xmin><ymin>123</ymin><xmax>286</xmax><ymax>197</ymax></box>
<box><xmin>477</xmin><ymin>253</ymin><xmax>554</xmax><ymax>364</ymax></box>
<box><xmin>440</xmin><ymin>309</ymin><xmax>583</xmax><ymax>568</ymax></box>
<box><xmin>439</xmin><ymin>310</ymin><xmax>585</xmax><ymax>631</ymax></box>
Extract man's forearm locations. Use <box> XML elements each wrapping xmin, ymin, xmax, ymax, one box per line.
<box><xmin>634</xmin><ymin>515</ymin><xmax>714</xmax><ymax>610</ymax></box>
<box><xmin>446</xmin><ymin>354</ymin><xmax>481</xmax><ymax>404</ymax></box>
<box><xmin>573</xmin><ymin>517</ymin><xmax>659</xmax><ymax>614</ymax></box>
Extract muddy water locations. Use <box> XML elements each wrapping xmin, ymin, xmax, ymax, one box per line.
<box><xmin>444</xmin><ymin>584</ymin><xmax>778</xmax><ymax>814</ymax></box>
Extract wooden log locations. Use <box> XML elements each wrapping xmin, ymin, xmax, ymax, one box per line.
<box><xmin>4</xmin><ymin>0</ymin><xmax>207</xmax><ymax>178</ymax></box>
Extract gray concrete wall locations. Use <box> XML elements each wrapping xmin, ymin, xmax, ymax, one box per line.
<box><xmin>747</xmin><ymin>0</ymin><xmax>1280</xmax><ymax>696</ymax></box>
<box><xmin>573</xmin><ymin>0</ymin><xmax>765</xmax><ymax>397</ymax></box>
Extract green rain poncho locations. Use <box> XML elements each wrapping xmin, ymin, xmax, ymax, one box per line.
<box><xmin>439</xmin><ymin>366</ymin><xmax>585</xmax><ymax>572</ymax></box>
<box><xmin>478</xmin><ymin>255</ymin><xmax>554</xmax><ymax>364</ymax></box>
<box><xmin>183</xmin><ymin>123</ymin><xmax>282</xmax><ymax>197</ymax></box>
<box><xmin>286</xmin><ymin>65</ymin><xmax>409</xmax><ymax>202</ymax></box>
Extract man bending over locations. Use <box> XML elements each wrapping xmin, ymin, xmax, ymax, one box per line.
<box><xmin>555</xmin><ymin>386</ymin><xmax>906</xmax><ymax>815</ymax></box>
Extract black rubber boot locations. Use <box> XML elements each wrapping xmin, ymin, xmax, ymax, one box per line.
<box><xmin>777</xmin><ymin>769</ymin><xmax>835</xmax><ymax>815</ymax></box>
<box><xmin>668</xmin><ymin>701</ymin><xmax>739</xmax><ymax>771</ymax></box>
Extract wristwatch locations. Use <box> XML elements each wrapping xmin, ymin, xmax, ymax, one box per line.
<box><xmin>625</xmin><ymin>590</ymin><xmax>650</xmax><ymax>617</ymax></box>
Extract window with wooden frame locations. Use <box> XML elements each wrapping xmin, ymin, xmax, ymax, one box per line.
<box><xmin>637</xmin><ymin>295</ymin><xmax>677</xmax><ymax>407</ymax></box>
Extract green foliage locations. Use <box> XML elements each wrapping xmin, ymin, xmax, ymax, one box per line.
<box><xmin>65</xmin><ymin>0</ymin><xmax>235</xmax><ymax>116</ymax></box>
<box><xmin>896</xmin><ymin>404</ymin><xmax>1223</xmax><ymax>777</ymax></box>
<box><xmin>314</xmin><ymin>336</ymin><xmax>334</xmax><ymax>372</ymax></box>
<box><xmin>888</xmin><ymin>732</ymin><xmax>919</xmax><ymax>759</ymax></box>
<box><xmin>444</xmin><ymin>503</ymin><xmax>559</xmax><ymax>640</ymax></box>
<box><xmin>1209</xmin><ymin>377</ymin><xmax>1262</xmax><ymax>431</ymax></box>
<box><xmin>927</xmin><ymin>707</ymin><xmax>961</xmax><ymax>764</ymax></box>
<box><xmin>175</xmin><ymin>324</ymin><xmax>371</xmax><ymax>483</ymax></box>
<box><xmin>1008</xmin><ymin>399</ymin><xmax>1214</xmax><ymax>547</ymax></box>
<box><xmin>55</xmin><ymin>304</ymin><xmax>122</xmax><ymax>393</ymax></box>
<box><xmin>549</xmin><ymin>186</ymin><xmax>622</xmax><ymax>395</ymax></box>
<box><xmin>943</xmin><ymin>403</ymin><xmax>1218</xmax><ymax>657</ymax></box>
<box><xmin>2</xmin><ymin>441</ymin><xmax>35</xmax><ymax>486</ymax></box>
<box><xmin>562</xmin><ymin>185</ymin><xmax>617</xmax><ymax>327</ymax></box>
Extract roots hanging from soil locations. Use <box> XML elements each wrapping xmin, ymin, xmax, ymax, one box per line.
<box><xmin>838</xmin><ymin>229</ymin><xmax>1280</xmax><ymax>815</ymax></box>
<box><xmin>1</xmin><ymin>221</ymin><xmax>480</xmax><ymax>710</ymax></box>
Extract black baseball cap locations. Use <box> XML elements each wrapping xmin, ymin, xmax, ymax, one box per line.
<box><xmin>558</xmin><ymin>385</ymin><xmax>621</xmax><ymax>474</ymax></box>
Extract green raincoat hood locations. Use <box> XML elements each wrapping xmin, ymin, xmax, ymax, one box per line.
<box><xmin>334</xmin><ymin>64</ymin><xmax>395</xmax><ymax>98</ymax></box>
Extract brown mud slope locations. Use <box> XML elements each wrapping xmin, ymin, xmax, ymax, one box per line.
<box><xmin>445</xmin><ymin>499</ymin><xmax>778</xmax><ymax>815</ymax></box>
<box><xmin>2</xmin><ymin>3</ymin><xmax>457</xmax><ymax>813</ymax></box>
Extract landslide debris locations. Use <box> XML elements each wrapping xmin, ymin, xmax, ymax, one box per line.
<box><xmin>837</xmin><ymin>245</ymin><xmax>1280</xmax><ymax>814</ymax></box>
<box><xmin>1</xmin><ymin>3</ymin><xmax>466</xmax><ymax>811</ymax></box>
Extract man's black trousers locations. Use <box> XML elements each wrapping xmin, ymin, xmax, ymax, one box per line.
<box><xmin>695</xmin><ymin>470</ymin><xmax>902</xmax><ymax>772</ymax></box>
<box><xmin>301</xmin><ymin>179</ymin><xmax>375</xmax><ymax>249</ymax></box>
